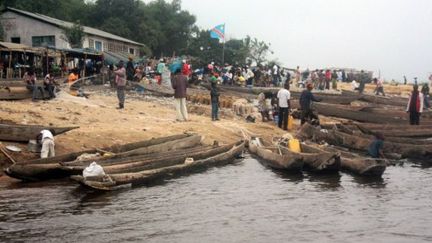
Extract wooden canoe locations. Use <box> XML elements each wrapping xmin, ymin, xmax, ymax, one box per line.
<box><xmin>0</xmin><ymin>87</ymin><xmax>32</xmax><ymax>100</ymax></box>
<box><xmin>4</xmin><ymin>134</ymin><xmax>200</xmax><ymax>181</ymax></box>
<box><xmin>61</xmin><ymin>143</ymin><xmax>214</xmax><ymax>174</ymax></box>
<box><xmin>297</xmin><ymin>123</ymin><xmax>432</xmax><ymax>160</ymax></box>
<box><xmin>348</xmin><ymin>122</ymin><xmax>432</xmax><ymax>131</ymax></box>
<box><xmin>16</xmin><ymin>133</ymin><xmax>193</xmax><ymax>165</ymax></box>
<box><xmin>316</xmin><ymin>144</ymin><xmax>386</xmax><ymax>176</ymax></box>
<box><xmin>248</xmin><ymin>138</ymin><xmax>340</xmax><ymax>172</ymax></box>
<box><xmin>328</xmin><ymin>124</ymin><xmax>432</xmax><ymax>145</ymax></box>
<box><xmin>70</xmin><ymin>141</ymin><xmax>245</xmax><ymax>191</ymax></box>
<box><xmin>248</xmin><ymin>138</ymin><xmax>302</xmax><ymax>171</ymax></box>
<box><xmin>212</xmin><ymin>84</ymin><xmax>360</xmax><ymax>105</ymax></box>
<box><xmin>342</xmin><ymin>90</ymin><xmax>408</xmax><ymax>107</ymax></box>
<box><xmin>0</xmin><ymin>79</ymin><xmax>54</xmax><ymax>87</ymax></box>
<box><xmin>0</xmin><ymin>123</ymin><xmax>79</xmax><ymax>142</ymax></box>
<box><xmin>313</xmin><ymin>103</ymin><xmax>407</xmax><ymax>124</ymax></box>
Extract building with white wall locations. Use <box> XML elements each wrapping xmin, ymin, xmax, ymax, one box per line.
<box><xmin>0</xmin><ymin>7</ymin><xmax>144</xmax><ymax>56</ymax></box>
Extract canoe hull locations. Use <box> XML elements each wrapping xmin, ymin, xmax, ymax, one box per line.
<box><xmin>71</xmin><ymin>141</ymin><xmax>245</xmax><ymax>191</ymax></box>
<box><xmin>0</xmin><ymin>123</ymin><xmax>79</xmax><ymax>142</ymax></box>
<box><xmin>248</xmin><ymin>140</ymin><xmax>303</xmax><ymax>171</ymax></box>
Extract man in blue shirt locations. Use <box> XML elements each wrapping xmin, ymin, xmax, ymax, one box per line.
<box><xmin>367</xmin><ymin>133</ymin><xmax>385</xmax><ymax>158</ymax></box>
<box><xmin>299</xmin><ymin>83</ymin><xmax>321</xmax><ymax>125</ymax></box>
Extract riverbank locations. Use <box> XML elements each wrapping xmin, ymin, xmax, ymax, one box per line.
<box><xmin>0</xmin><ymin>85</ymin><xmax>289</xmax><ymax>174</ymax></box>
<box><xmin>0</xmin><ymin>81</ymin><xmax>422</xmax><ymax>176</ymax></box>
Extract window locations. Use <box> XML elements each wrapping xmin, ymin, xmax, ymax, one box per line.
<box><xmin>11</xmin><ymin>37</ymin><xmax>20</xmax><ymax>44</ymax></box>
<box><xmin>95</xmin><ymin>41</ymin><xmax>102</xmax><ymax>51</ymax></box>
<box><xmin>129</xmin><ymin>48</ymin><xmax>135</xmax><ymax>55</ymax></box>
<box><xmin>88</xmin><ymin>39</ymin><xmax>94</xmax><ymax>49</ymax></box>
<box><xmin>32</xmin><ymin>36</ymin><xmax>55</xmax><ymax>47</ymax></box>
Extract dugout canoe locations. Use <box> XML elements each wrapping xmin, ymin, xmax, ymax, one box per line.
<box><xmin>315</xmin><ymin>144</ymin><xmax>386</xmax><ymax>176</ymax></box>
<box><xmin>70</xmin><ymin>140</ymin><xmax>245</xmax><ymax>191</ymax></box>
<box><xmin>4</xmin><ymin>134</ymin><xmax>200</xmax><ymax>181</ymax></box>
<box><xmin>211</xmin><ymin>84</ymin><xmax>360</xmax><ymax>105</ymax></box>
<box><xmin>342</xmin><ymin>90</ymin><xmax>408</xmax><ymax>107</ymax></box>
<box><xmin>61</xmin><ymin>144</ymin><xmax>217</xmax><ymax>174</ymax></box>
<box><xmin>313</xmin><ymin>103</ymin><xmax>407</xmax><ymax>124</ymax></box>
<box><xmin>323</xmin><ymin>123</ymin><xmax>432</xmax><ymax>145</ymax></box>
<box><xmin>297</xmin><ymin>123</ymin><xmax>432</xmax><ymax>160</ymax></box>
<box><xmin>0</xmin><ymin>123</ymin><xmax>79</xmax><ymax>142</ymax></box>
<box><xmin>248</xmin><ymin>138</ymin><xmax>340</xmax><ymax>172</ymax></box>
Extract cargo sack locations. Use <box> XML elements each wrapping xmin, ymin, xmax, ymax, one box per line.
<box><xmin>83</xmin><ymin>162</ymin><xmax>106</xmax><ymax>178</ymax></box>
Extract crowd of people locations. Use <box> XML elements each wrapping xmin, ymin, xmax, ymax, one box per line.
<box><xmin>19</xmin><ymin>57</ymin><xmax>432</xmax><ymax>160</ymax></box>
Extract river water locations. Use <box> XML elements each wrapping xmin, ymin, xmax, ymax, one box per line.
<box><xmin>0</xmin><ymin>155</ymin><xmax>431</xmax><ymax>243</ymax></box>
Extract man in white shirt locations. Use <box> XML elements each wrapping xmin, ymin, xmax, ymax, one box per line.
<box><xmin>277</xmin><ymin>82</ymin><xmax>291</xmax><ymax>130</ymax></box>
<box><xmin>39</xmin><ymin>129</ymin><xmax>55</xmax><ymax>158</ymax></box>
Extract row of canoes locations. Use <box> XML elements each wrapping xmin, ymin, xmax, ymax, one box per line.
<box><xmin>4</xmin><ymin>129</ymin><xmax>391</xmax><ymax>192</ymax></box>
<box><xmin>5</xmin><ymin>133</ymin><xmax>246</xmax><ymax>191</ymax></box>
<box><xmin>248</xmin><ymin>137</ymin><xmax>386</xmax><ymax>177</ymax></box>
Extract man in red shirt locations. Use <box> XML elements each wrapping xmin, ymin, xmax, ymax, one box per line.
<box><xmin>181</xmin><ymin>59</ymin><xmax>191</xmax><ymax>77</ymax></box>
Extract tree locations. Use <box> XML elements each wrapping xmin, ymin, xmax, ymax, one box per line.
<box><xmin>244</xmin><ymin>35</ymin><xmax>273</xmax><ymax>66</ymax></box>
<box><xmin>0</xmin><ymin>24</ymin><xmax>4</xmax><ymax>41</ymax></box>
<box><xmin>62</xmin><ymin>22</ymin><xmax>85</xmax><ymax>48</ymax></box>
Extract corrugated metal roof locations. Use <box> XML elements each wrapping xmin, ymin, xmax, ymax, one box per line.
<box><xmin>5</xmin><ymin>7</ymin><xmax>144</xmax><ymax>47</ymax></box>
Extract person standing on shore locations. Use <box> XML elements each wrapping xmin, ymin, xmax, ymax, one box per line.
<box><xmin>126</xmin><ymin>56</ymin><xmax>135</xmax><ymax>82</ymax></box>
<box><xmin>38</xmin><ymin>129</ymin><xmax>55</xmax><ymax>158</ymax></box>
<box><xmin>114</xmin><ymin>61</ymin><xmax>126</xmax><ymax>109</ymax></box>
<box><xmin>406</xmin><ymin>84</ymin><xmax>424</xmax><ymax>125</ymax></box>
<box><xmin>171</xmin><ymin>68</ymin><xmax>188</xmax><ymax>121</ymax></box>
<box><xmin>358</xmin><ymin>70</ymin><xmax>366</xmax><ymax>94</ymax></box>
<box><xmin>277</xmin><ymin>82</ymin><xmax>291</xmax><ymax>130</ymax></box>
<box><xmin>375</xmin><ymin>78</ymin><xmax>385</xmax><ymax>96</ymax></box>
<box><xmin>421</xmin><ymin>83</ymin><xmax>430</xmax><ymax>109</ymax></box>
<box><xmin>210</xmin><ymin>74</ymin><xmax>220</xmax><ymax>121</ymax></box>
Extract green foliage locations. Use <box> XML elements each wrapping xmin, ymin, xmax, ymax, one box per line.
<box><xmin>244</xmin><ymin>35</ymin><xmax>273</xmax><ymax>66</ymax></box>
<box><xmin>0</xmin><ymin>24</ymin><xmax>4</xmax><ymax>41</ymax></box>
<box><xmin>62</xmin><ymin>22</ymin><xmax>85</xmax><ymax>48</ymax></box>
<box><xmin>2</xmin><ymin>0</ymin><xmax>274</xmax><ymax>64</ymax></box>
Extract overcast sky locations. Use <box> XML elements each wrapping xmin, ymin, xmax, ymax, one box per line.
<box><xmin>180</xmin><ymin>0</ymin><xmax>432</xmax><ymax>82</ymax></box>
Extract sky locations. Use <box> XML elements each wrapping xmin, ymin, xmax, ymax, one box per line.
<box><xmin>179</xmin><ymin>0</ymin><xmax>432</xmax><ymax>82</ymax></box>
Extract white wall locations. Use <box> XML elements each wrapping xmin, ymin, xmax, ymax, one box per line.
<box><xmin>0</xmin><ymin>11</ymin><xmax>71</xmax><ymax>49</ymax></box>
<box><xmin>0</xmin><ymin>11</ymin><xmax>142</xmax><ymax>56</ymax></box>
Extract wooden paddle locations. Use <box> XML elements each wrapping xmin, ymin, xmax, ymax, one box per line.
<box><xmin>0</xmin><ymin>142</ymin><xmax>16</xmax><ymax>164</ymax></box>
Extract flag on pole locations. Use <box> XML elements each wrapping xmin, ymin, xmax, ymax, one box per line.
<box><xmin>210</xmin><ymin>24</ymin><xmax>225</xmax><ymax>41</ymax></box>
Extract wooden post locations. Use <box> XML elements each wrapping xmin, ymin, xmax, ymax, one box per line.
<box><xmin>7</xmin><ymin>51</ymin><xmax>12</xmax><ymax>79</ymax></box>
<box><xmin>83</xmin><ymin>53</ymin><xmax>87</xmax><ymax>78</ymax></box>
<box><xmin>46</xmin><ymin>47</ymin><xmax>49</xmax><ymax>76</ymax></box>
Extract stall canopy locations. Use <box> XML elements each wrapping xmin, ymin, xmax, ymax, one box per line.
<box><xmin>50</xmin><ymin>47</ymin><xmax>102</xmax><ymax>59</ymax></box>
<box><xmin>103</xmin><ymin>51</ymin><xmax>145</xmax><ymax>66</ymax></box>
<box><xmin>0</xmin><ymin>41</ymin><xmax>37</xmax><ymax>53</ymax></box>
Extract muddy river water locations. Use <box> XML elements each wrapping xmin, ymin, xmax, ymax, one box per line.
<box><xmin>1</xmin><ymin>156</ymin><xmax>431</xmax><ymax>242</ymax></box>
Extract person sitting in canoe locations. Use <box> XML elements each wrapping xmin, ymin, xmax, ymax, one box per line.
<box><xmin>299</xmin><ymin>83</ymin><xmax>321</xmax><ymax>125</ymax></box>
<box><xmin>24</xmin><ymin>68</ymin><xmax>45</xmax><ymax>101</ymax></box>
<box><xmin>367</xmin><ymin>132</ymin><xmax>385</xmax><ymax>159</ymax></box>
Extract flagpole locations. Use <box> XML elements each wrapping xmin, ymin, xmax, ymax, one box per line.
<box><xmin>221</xmin><ymin>23</ymin><xmax>225</xmax><ymax>65</ymax></box>
<box><xmin>222</xmin><ymin>39</ymin><xmax>225</xmax><ymax>66</ymax></box>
